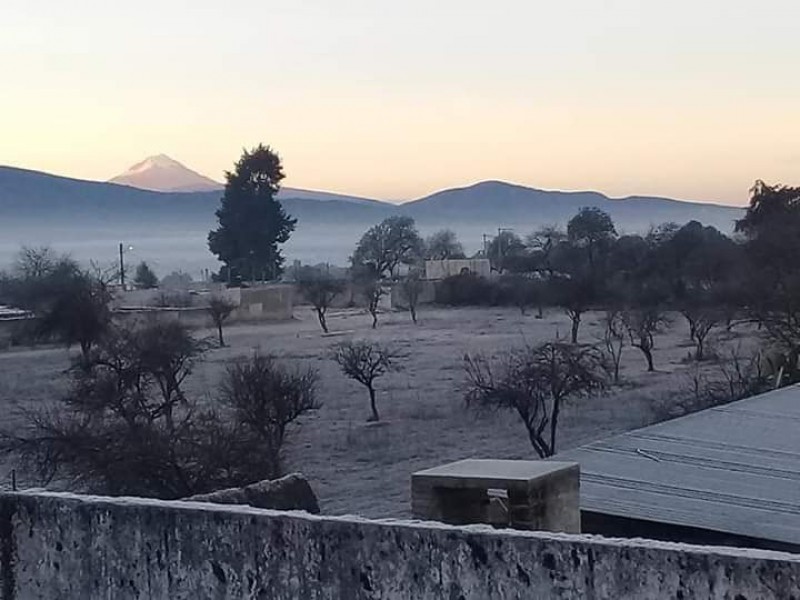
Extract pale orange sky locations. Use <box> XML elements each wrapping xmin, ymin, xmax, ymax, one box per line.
<box><xmin>3</xmin><ymin>0</ymin><xmax>800</xmax><ymax>205</ymax></box>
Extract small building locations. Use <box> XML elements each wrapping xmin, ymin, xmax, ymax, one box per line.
<box><xmin>424</xmin><ymin>259</ymin><xmax>491</xmax><ymax>281</ymax></box>
<box><xmin>554</xmin><ymin>384</ymin><xmax>800</xmax><ymax>553</ymax></box>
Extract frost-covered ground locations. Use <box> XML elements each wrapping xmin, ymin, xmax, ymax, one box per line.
<box><xmin>0</xmin><ymin>306</ymin><xmax>761</xmax><ymax>518</ymax></box>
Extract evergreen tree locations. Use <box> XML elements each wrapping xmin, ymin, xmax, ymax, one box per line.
<box><xmin>208</xmin><ymin>145</ymin><xmax>296</xmax><ymax>283</ymax></box>
<box><xmin>133</xmin><ymin>262</ymin><xmax>159</xmax><ymax>289</ymax></box>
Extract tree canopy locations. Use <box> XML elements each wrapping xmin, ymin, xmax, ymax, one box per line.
<box><xmin>208</xmin><ymin>145</ymin><xmax>296</xmax><ymax>283</ymax></box>
<box><xmin>351</xmin><ymin>216</ymin><xmax>424</xmax><ymax>279</ymax></box>
<box><xmin>567</xmin><ymin>207</ymin><xmax>617</xmax><ymax>269</ymax></box>
<box><xmin>486</xmin><ymin>231</ymin><xmax>526</xmax><ymax>273</ymax></box>
<box><xmin>133</xmin><ymin>262</ymin><xmax>159</xmax><ymax>289</ymax></box>
<box><xmin>0</xmin><ymin>247</ymin><xmax>111</xmax><ymax>360</ymax></box>
<box><xmin>425</xmin><ymin>229</ymin><xmax>466</xmax><ymax>260</ymax></box>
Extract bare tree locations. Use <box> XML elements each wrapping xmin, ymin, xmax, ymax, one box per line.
<box><xmin>622</xmin><ymin>308</ymin><xmax>668</xmax><ymax>372</ymax></box>
<box><xmin>600</xmin><ymin>309</ymin><xmax>626</xmax><ymax>383</ymax></box>
<box><xmin>0</xmin><ymin>323</ymin><xmax>319</xmax><ymax>498</ymax></box>
<box><xmin>333</xmin><ymin>341</ymin><xmax>399</xmax><ymax>421</ymax></box>
<box><xmin>13</xmin><ymin>246</ymin><xmax>58</xmax><ymax>279</ymax></box>
<box><xmin>362</xmin><ymin>277</ymin><xmax>385</xmax><ymax>329</ymax></box>
<box><xmin>464</xmin><ymin>342</ymin><xmax>606</xmax><ymax>458</ymax></box>
<box><xmin>297</xmin><ymin>274</ymin><xmax>345</xmax><ymax>333</ymax></box>
<box><xmin>207</xmin><ymin>295</ymin><xmax>237</xmax><ymax>346</ymax></box>
<box><xmin>400</xmin><ymin>271</ymin><xmax>424</xmax><ymax>324</ymax></box>
<box><xmin>680</xmin><ymin>305</ymin><xmax>722</xmax><ymax>361</ymax></box>
<box><xmin>552</xmin><ymin>276</ymin><xmax>593</xmax><ymax>344</ymax></box>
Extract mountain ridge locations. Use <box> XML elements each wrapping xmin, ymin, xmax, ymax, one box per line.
<box><xmin>0</xmin><ymin>165</ymin><xmax>743</xmax><ymax>228</ymax></box>
<box><xmin>0</xmin><ymin>164</ymin><xmax>745</xmax><ymax>269</ymax></box>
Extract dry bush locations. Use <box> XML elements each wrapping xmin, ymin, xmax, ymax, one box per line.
<box><xmin>0</xmin><ymin>323</ymin><xmax>319</xmax><ymax>499</ymax></box>
<box><xmin>658</xmin><ymin>346</ymin><xmax>769</xmax><ymax>421</ymax></box>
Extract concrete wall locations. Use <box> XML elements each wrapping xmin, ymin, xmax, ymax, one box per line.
<box><xmin>114</xmin><ymin>284</ymin><xmax>294</xmax><ymax>327</ymax></box>
<box><xmin>2</xmin><ymin>491</ymin><xmax>799</xmax><ymax>599</ymax></box>
<box><xmin>114</xmin><ymin>307</ymin><xmax>216</xmax><ymax>329</ymax></box>
<box><xmin>234</xmin><ymin>285</ymin><xmax>294</xmax><ymax>322</ymax></box>
<box><xmin>425</xmin><ymin>259</ymin><xmax>491</xmax><ymax>281</ymax></box>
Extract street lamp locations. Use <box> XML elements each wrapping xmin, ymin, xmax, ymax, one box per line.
<box><xmin>118</xmin><ymin>243</ymin><xmax>134</xmax><ymax>288</ymax></box>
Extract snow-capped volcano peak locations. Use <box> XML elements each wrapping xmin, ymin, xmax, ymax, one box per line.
<box><xmin>109</xmin><ymin>154</ymin><xmax>222</xmax><ymax>192</ymax></box>
<box><xmin>126</xmin><ymin>154</ymin><xmax>180</xmax><ymax>173</ymax></box>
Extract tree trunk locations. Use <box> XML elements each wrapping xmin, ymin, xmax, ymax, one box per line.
<box><xmin>527</xmin><ymin>430</ymin><xmax>548</xmax><ymax>458</ymax></box>
<box><xmin>696</xmin><ymin>337</ymin><xmax>704</xmax><ymax>361</ymax></box>
<box><xmin>368</xmin><ymin>386</ymin><xmax>379</xmax><ymax>421</ymax></box>
<box><xmin>549</xmin><ymin>398</ymin><xmax>561</xmax><ymax>457</ymax></box>
<box><xmin>370</xmin><ymin>309</ymin><xmax>378</xmax><ymax>329</ymax></box>
<box><xmin>571</xmin><ymin>314</ymin><xmax>580</xmax><ymax>344</ymax></box>
<box><xmin>410</xmin><ymin>305</ymin><xmax>417</xmax><ymax>324</ymax></box>
<box><xmin>536</xmin><ymin>304</ymin><xmax>543</xmax><ymax>319</ymax></box>
<box><xmin>217</xmin><ymin>323</ymin><xmax>225</xmax><ymax>347</ymax></box>
<box><xmin>643</xmin><ymin>347</ymin><xmax>655</xmax><ymax>371</ymax></box>
<box><xmin>79</xmin><ymin>340</ymin><xmax>92</xmax><ymax>364</ymax></box>
<box><xmin>316</xmin><ymin>309</ymin><xmax>329</xmax><ymax>334</ymax></box>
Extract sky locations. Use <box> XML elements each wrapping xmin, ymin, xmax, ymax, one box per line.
<box><xmin>2</xmin><ymin>0</ymin><xmax>800</xmax><ymax>205</ymax></box>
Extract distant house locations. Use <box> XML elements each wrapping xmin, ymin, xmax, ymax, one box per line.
<box><xmin>553</xmin><ymin>385</ymin><xmax>800</xmax><ymax>553</ymax></box>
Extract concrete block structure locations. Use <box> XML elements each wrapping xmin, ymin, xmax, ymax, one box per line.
<box><xmin>412</xmin><ymin>459</ymin><xmax>580</xmax><ymax>532</ymax></box>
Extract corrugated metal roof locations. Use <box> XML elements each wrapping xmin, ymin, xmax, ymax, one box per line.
<box><xmin>554</xmin><ymin>384</ymin><xmax>800</xmax><ymax>546</ymax></box>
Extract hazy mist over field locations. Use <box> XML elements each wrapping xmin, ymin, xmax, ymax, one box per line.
<box><xmin>0</xmin><ymin>221</ymin><xmax>495</xmax><ymax>277</ymax></box>
<box><xmin>0</xmin><ymin>162</ymin><xmax>743</xmax><ymax>276</ymax></box>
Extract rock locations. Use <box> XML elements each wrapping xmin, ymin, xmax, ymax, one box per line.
<box><xmin>184</xmin><ymin>473</ymin><xmax>320</xmax><ymax>514</ymax></box>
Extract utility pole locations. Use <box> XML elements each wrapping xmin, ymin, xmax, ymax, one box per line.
<box><xmin>118</xmin><ymin>242</ymin><xmax>125</xmax><ymax>288</ymax></box>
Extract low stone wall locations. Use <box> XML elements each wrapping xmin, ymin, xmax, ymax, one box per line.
<box><xmin>2</xmin><ymin>491</ymin><xmax>799</xmax><ymax>599</ymax></box>
<box><xmin>113</xmin><ymin>284</ymin><xmax>295</xmax><ymax>328</ymax></box>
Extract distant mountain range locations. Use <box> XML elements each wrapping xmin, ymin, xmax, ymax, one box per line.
<box><xmin>0</xmin><ymin>162</ymin><xmax>744</xmax><ymax>271</ymax></box>
<box><xmin>108</xmin><ymin>154</ymin><xmax>383</xmax><ymax>206</ymax></box>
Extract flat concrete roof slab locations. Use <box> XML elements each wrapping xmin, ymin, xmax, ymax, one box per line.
<box><xmin>413</xmin><ymin>459</ymin><xmax>578</xmax><ymax>489</ymax></box>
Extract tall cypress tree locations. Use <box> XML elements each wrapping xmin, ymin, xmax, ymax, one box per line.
<box><xmin>208</xmin><ymin>145</ymin><xmax>296</xmax><ymax>283</ymax></box>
